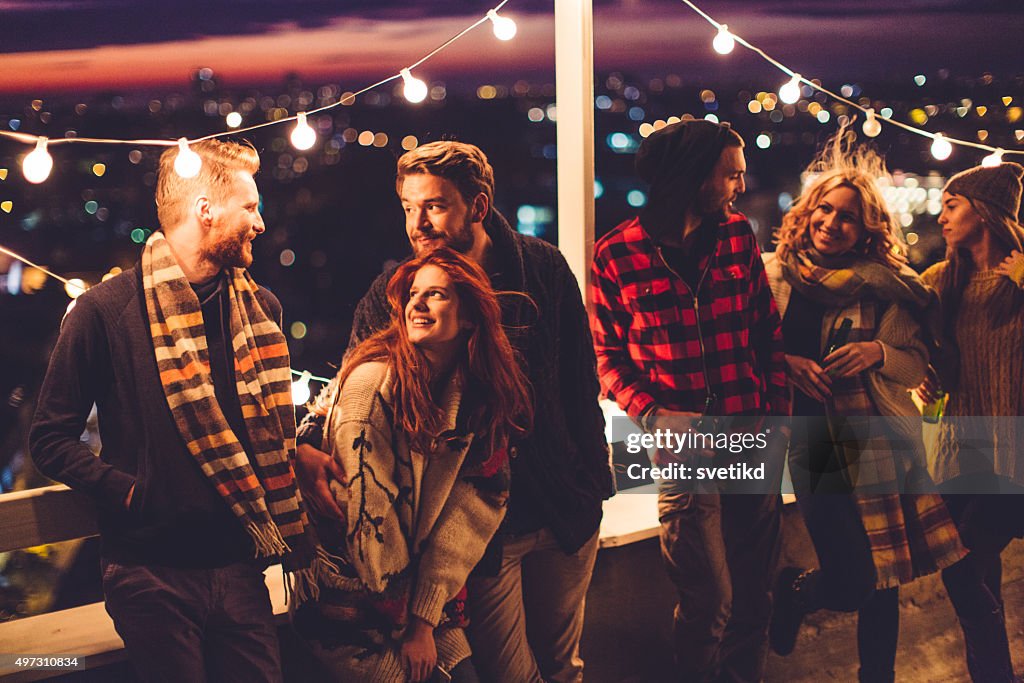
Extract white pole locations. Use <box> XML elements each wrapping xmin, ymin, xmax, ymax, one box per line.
<box><xmin>554</xmin><ymin>0</ymin><xmax>595</xmax><ymax>303</ymax></box>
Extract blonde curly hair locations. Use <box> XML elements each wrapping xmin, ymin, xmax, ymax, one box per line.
<box><xmin>775</xmin><ymin>126</ymin><xmax>906</xmax><ymax>271</ymax></box>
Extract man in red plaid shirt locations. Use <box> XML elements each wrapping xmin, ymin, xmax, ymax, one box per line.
<box><xmin>591</xmin><ymin>119</ymin><xmax>789</xmax><ymax>682</ymax></box>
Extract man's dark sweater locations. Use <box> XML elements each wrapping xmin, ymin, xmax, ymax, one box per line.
<box><xmin>298</xmin><ymin>209</ymin><xmax>615</xmax><ymax>556</ymax></box>
<box><xmin>29</xmin><ymin>266</ymin><xmax>281</xmax><ymax>567</ymax></box>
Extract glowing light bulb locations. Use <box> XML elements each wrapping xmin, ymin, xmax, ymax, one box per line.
<box><xmin>862</xmin><ymin>108</ymin><xmax>882</xmax><ymax>138</ymax></box>
<box><xmin>64</xmin><ymin>277</ymin><xmax>87</xmax><ymax>299</ymax></box>
<box><xmin>22</xmin><ymin>137</ymin><xmax>53</xmax><ymax>184</ymax></box>
<box><xmin>981</xmin><ymin>148</ymin><xmax>1004</xmax><ymax>167</ymax></box>
<box><xmin>487</xmin><ymin>9</ymin><xmax>517</xmax><ymax>41</ymax></box>
<box><xmin>290</xmin><ymin>112</ymin><xmax>317</xmax><ymax>151</ymax></box>
<box><xmin>173</xmin><ymin>138</ymin><xmax>202</xmax><ymax>178</ymax></box>
<box><xmin>225</xmin><ymin>112</ymin><xmax>242</xmax><ymax>128</ymax></box>
<box><xmin>401</xmin><ymin>68</ymin><xmax>428</xmax><ymax>104</ymax></box>
<box><xmin>779</xmin><ymin>74</ymin><xmax>802</xmax><ymax>105</ymax></box>
<box><xmin>712</xmin><ymin>25</ymin><xmax>735</xmax><ymax>55</ymax></box>
<box><xmin>291</xmin><ymin>370</ymin><xmax>312</xmax><ymax>406</ymax></box>
<box><xmin>930</xmin><ymin>134</ymin><xmax>953</xmax><ymax>161</ymax></box>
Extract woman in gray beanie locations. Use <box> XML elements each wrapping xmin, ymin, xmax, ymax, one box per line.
<box><xmin>917</xmin><ymin>161</ymin><xmax>1024</xmax><ymax>683</ymax></box>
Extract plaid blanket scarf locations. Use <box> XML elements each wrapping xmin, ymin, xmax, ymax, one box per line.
<box><xmin>784</xmin><ymin>249</ymin><xmax>966</xmax><ymax>588</ymax></box>
<box><xmin>142</xmin><ymin>231</ymin><xmax>337</xmax><ymax>602</ymax></box>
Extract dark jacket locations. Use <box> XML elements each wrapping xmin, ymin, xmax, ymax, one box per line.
<box><xmin>300</xmin><ymin>209</ymin><xmax>614</xmax><ymax>555</ymax></box>
<box><xmin>29</xmin><ymin>265</ymin><xmax>281</xmax><ymax>567</ymax></box>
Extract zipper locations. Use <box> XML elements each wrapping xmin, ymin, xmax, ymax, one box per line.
<box><xmin>655</xmin><ymin>239</ymin><xmax>718</xmax><ymax>415</ymax></box>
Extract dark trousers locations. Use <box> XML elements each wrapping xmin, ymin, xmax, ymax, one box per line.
<box><xmin>101</xmin><ymin>559</ymin><xmax>282</xmax><ymax>683</ymax></box>
<box><xmin>941</xmin><ymin>492</ymin><xmax>1024</xmax><ymax>683</ymax></box>
<box><xmin>659</xmin><ymin>490</ymin><xmax>781</xmax><ymax>683</ymax></box>
<box><xmin>797</xmin><ymin>493</ymin><xmax>899</xmax><ymax>683</ymax></box>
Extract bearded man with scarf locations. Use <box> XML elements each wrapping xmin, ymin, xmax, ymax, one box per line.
<box><xmin>590</xmin><ymin>119</ymin><xmax>790</xmax><ymax>682</ymax></box>
<box><xmin>30</xmin><ymin>140</ymin><xmax>337</xmax><ymax>683</ymax></box>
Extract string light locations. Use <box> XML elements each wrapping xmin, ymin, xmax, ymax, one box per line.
<box><xmin>712</xmin><ymin>25</ymin><xmax>735</xmax><ymax>55</ymax></box>
<box><xmin>862</xmin><ymin>108</ymin><xmax>882</xmax><ymax>138</ymax></box>
<box><xmin>0</xmin><ymin>1</ymin><xmax>515</xmax><ymax>179</ymax></box>
<box><xmin>290</xmin><ymin>112</ymin><xmax>317</xmax><ymax>151</ymax></box>
<box><xmin>982</xmin><ymin>148</ymin><xmax>1005</xmax><ymax>167</ymax></box>
<box><xmin>675</xmin><ymin>0</ymin><xmax>1022</xmax><ymax>165</ymax></box>
<box><xmin>22</xmin><ymin>138</ymin><xmax>53</xmax><ymax>184</ymax></box>
<box><xmin>400</xmin><ymin>68</ymin><xmax>429</xmax><ymax>104</ymax></box>
<box><xmin>779</xmin><ymin>74</ymin><xmax>802</xmax><ymax>105</ymax></box>
<box><xmin>487</xmin><ymin>9</ymin><xmax>517</xmax><ymax>41</ymax></box>
<box><xmin>64</xmin><ymin>278</ymin><xmax>87</xmax><ymax>299</ymax></box>
<box><xmin>930</xmin><ymin>133</ymin><xmax>953</xmax><ymax>161</ymax></box>
<box><xmin>291</xmin><ymin>370</ymin><xmax>313</xmax><ymax>406</ymax></box>
<box><xmin>173</xmin><ymin>138</ymin><xmax>202</xmax><ymax>178</ymax></box>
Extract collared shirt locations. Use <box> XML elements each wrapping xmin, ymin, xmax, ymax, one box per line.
<box><xmin>590</xmin><ymin>214</ymin><xmax>789</xmax><ymax>419</ymax></box>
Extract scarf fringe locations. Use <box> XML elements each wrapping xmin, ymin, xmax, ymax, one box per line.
<box><xmin>284</xmin><ymin>545</ymin><xmax>346</xmax><ymax>607</ymax></box>
<box><xmin>247</xmin><ymin>520</ymin><xmax>291</xmax><ymax>558</ymax></box>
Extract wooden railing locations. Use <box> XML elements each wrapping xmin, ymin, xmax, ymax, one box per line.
<box><xmin>0</xmin><ymin>481</ymin><xmax>662</xmax><ymax>681</ymax></box>
<box><xmin>0</xmin><ymin>484</ymin><xmax>288</xmax><ymax>682</ymax></box>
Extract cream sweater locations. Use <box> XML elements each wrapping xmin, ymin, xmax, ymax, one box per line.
<box><xmin>921</xmin><ymin>262</ymin><xmax>1024</xmax><ymax>486</ymax></box>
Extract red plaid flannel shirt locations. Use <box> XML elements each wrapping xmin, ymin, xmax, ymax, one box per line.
<box><xmin>591</xmin><ymin>214</ymin><xmax>789</xmax><ymax>419</ymax></box>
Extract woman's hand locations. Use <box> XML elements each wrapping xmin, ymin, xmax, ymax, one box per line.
<box><xmin>822</xmin><ymin>341</ymin><xmax>884</xmax><ymax>379</ymax></box>
<box><xmin>915</xmin><ymin>365</ymin><xmax>943</xmax><ymax>404</ymax></box>
<box><xmin>995</xmin><ymin>249</ymin><xmax>1024</xmax><ymax>287</ymax></box>
<box><xmin>401</xmin><ymin>617</ymin><xmax>437</xmax><ymax>683</ymax></box>
<box><xmin>785</xmin><ymin>354</ymin><xmax>832</xmax><ymax>402</ymax></box>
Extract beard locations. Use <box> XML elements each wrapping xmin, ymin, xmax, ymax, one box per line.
<box><xmin>203</xmin><ymin>229</ymin><xmax>252</xmax><ymax>269</ymax></box>
<box><xmin>413</xmin><ymin>216</ymin><xmax>475</xmax><ymax>256</ymax></box>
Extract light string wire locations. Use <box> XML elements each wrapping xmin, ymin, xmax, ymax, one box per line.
<box><xmin>0</xmin><ymin>0</ymin><xmax>511</xmax><ymax>149</ymax></box>
<box><xmin>679</xmin><ymin>0</ymin><xmax>1023</xmax><ymax>158</ymax></box>
<box><xmin>290</xmin><ymin>369</ymin><xmax>332</xmax><ymax>384</ymax></box>
<box><xmin>0</xmin><ymin>240</ymin><xmax>334</xmax><ymax>387</ymax></box>
<box><xmin>0</xmin><ymin>243</ymin><xmax>76</xmax><ymax>287</ymax></box>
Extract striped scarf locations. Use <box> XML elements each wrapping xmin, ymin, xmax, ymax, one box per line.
<box><xmin>142</xmin><ymin>231</ymin><xmax>336</xmax><ymax>601</ymax></box>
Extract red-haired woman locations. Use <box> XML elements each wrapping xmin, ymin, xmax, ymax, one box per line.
<box><xmin>294</xmin><ymin>248</ymin><xmax>532</xmax><ymax>683</ymax></box>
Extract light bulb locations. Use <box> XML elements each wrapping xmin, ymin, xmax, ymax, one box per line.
<box><xmin>712</xmin><ymin>25</ymin><xmax>735</xmax><ymax>55</ymax></box>
<box><xmin>173</xmin><ymin>138</ymin><xmax>202</xmax><ymax>178</ymax></box>
<box><xmin>981</xmin><ymin>148</ymin><xmax>1004</xmax><ymax>167</ymax></box>
<box><xmin>401</xmin><ymin>68</ymin><xmax>428</xmax><ymax>104</ymax></box>
<box><xmin>64</xmin><ymin>277</ymin><xmax>87</xmax><ymax>299</ymax></box>
<box><xmin>862</xmin><ymin>108</ymin><xmax>882</xmax><ymax>138</ymax></box>
<box><xmin>22</xmin><ymin>137</ymin><xmax>53</xmax><ymax>184</ymax></box>
<box><xmin>291</xmin><ymin>370</ymin><xmax>312</xmax><ymax>406</ymax></box>
<box><xmin>779</xmin><ymin>74</ymin><xmax>802</xmax><ymax>105</ymax></box>
<box><xmin>930</xmin><ymin>134</ymin><xmax>953</xmax><ymax>161</ymax></box>
<box><xmin>290</xmin><ymin>112</ymin><xmax>317</xmax><ymax>151</ymax></box>
<box><xmin>487</xmin><ymin>9</ymin><xmax>517</xmax><ymax>41</ymax></box>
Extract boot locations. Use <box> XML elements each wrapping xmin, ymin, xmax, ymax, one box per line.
<box><xmin>769</xmin><ymin>567</ymin><xmax>815</xmax><ymax>656</ymax></box>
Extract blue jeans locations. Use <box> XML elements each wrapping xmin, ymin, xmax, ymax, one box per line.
<box><xmin>101</xmin><ymin>559</ymin><xmax>282</xmax><ymax>683</ymax></box>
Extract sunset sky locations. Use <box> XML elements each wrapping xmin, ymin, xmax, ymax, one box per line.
<box><xmin>0</xmin><ymin>0</ymin><xmax>1021</xmax><ymax>95</ymax></box>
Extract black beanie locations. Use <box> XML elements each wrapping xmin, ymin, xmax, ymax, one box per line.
<box><xmin>635</xmin><ymin>119</ymin><xmax>736</xmax><ymax>238</ymax></box>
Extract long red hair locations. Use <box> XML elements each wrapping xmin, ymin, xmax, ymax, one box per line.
<box><xmin>316</xmin><ymin>248</ymin><xmax>532</xmax><ymax>453</ymax></box>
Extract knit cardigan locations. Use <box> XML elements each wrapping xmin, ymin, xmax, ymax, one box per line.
<box><xmin>921</xmin><ymin>262</ymin><xmax>1024</xmax><ymax>486</ymax></box>
<box><xmin>314</xmin><ymin>360</ymin><xmax>509</xmax><ymax>682</ymax></box>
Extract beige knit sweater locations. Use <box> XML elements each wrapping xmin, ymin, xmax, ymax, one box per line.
<box><xmin>921</xmin><ymin>262</ymin><xmax>1024</xmax><ymax>486</ymax></box>
<box><xmin>320</xmin><ymin>361</ymin><xmax>509</xmax><ymax>682</ymax></box>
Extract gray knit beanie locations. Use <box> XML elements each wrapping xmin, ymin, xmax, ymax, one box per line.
<box><xmin>943</xmin><ymin>162</ymin><xmax>1023</xmax><ymax>219</ymax></box>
